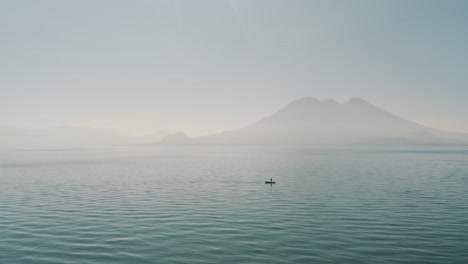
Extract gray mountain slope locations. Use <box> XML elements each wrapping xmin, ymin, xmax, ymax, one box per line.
<box><xmin>0</xmin><ymin>126</ymin><xmax>169</xmax><ymax>149</ymax></box>
<box><xmin>175</xmin><ymin>98</ymin><xmax>468</xmax><ymax>146</ymax></box>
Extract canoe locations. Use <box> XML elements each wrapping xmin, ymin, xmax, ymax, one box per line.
<box><xmin>265</xmin><ymin>181</ymin><xmax>276</xmax><ymax>184</ymax></box>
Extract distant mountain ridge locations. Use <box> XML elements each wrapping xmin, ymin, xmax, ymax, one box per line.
<box><xmin>0</xmin><ymin>126</ymin><xmax>169</xmax><ymax>149</ymax></box>
<box><xmin>160</xmin><ymin>97</ymin><xmax>468</xmax><ymax>146</ymax></box>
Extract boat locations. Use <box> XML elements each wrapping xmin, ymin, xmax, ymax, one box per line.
<box><xmin>265</xmin><ymin>178</ymin><xmax>276</xmax><ymax>184</ymax></box>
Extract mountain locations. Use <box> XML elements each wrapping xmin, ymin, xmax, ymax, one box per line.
<box><xmin>0</xmin><ymin>126</ymin><xmax>169</xmax><ymax>149</ymax></box>
<box><xmin>159</xmin><ymin>132</ymin><xmax>189</xmax><ymax>145</ymax></box>
<box><xmin>161</xmin><ymin>97</ymin><xmax>468</xmax><ymax>146</ymax></box>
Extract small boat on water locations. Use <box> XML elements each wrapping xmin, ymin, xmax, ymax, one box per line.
<box><xmin>265</xmin><ymin>178</ymin><xmax>276</xmax><ymax>184</ymax></box>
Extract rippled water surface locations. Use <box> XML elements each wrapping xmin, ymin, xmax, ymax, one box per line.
<box><xmin>1</xmin><ymin>147</ymin><xmax>468</xmax><ymax>263</ymax></box>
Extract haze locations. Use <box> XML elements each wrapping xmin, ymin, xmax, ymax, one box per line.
<box><xmin>2</xmin><ymin>0</ymin><xmax>468</xmax><ymax>140</ymax></box>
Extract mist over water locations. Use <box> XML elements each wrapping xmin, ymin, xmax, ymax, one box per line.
<box><xmin>1</xmin><ymin>147</ymin><xmax>467</xmax><ymax>263</ymax></box>
<box><xmin>2</xmin><ymin>1</ymin><xmax>468</xmax><ymax>262</ymax></box>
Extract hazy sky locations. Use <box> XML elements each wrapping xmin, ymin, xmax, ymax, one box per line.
<box><xmin>2</xmin><ymin>0</ymin><xmax>468</xmax><ymax>136</ymax></box>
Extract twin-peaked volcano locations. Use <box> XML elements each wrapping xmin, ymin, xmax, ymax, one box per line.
<box><xmin>160</xmin><ymin>98</ymin><xmax>468</xmax><ymax>146</ymax></box>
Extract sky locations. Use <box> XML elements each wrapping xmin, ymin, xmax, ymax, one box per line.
<box><xmin>2</xmin><ymin>0</ymin><xmax>468</xmax><ymax>136</ymax></box>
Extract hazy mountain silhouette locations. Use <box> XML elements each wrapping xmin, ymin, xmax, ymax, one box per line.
<box><xmin>162</xmin><ymin>97</ymin><xmax>468</xmax><ymax>146</ymax></box>
<box><xmin>159</xmin><ymin>131</ymin><xmax>189</xmax><ymax>145</ymax></box>
<box><xmin>0</xmin><ymin>126</ymin><xmax>168</xmax><ymax>149</ymax></box>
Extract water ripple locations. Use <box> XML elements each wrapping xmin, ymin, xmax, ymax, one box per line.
<box><xmin>1</xmin><ymin>147</ymin><xmax>468</xmax><ymax>263</ymax></box>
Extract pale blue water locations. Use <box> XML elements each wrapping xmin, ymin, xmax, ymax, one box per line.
<box><xmin>1</xmin><ymin>147</ymin><xmax>467</xmax><ymax>263</ymax></box>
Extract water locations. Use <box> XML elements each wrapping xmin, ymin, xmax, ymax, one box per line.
<box><xmin>1</xmin><ymin>147</ymin><xmax>467</xmax><ymax>263</ymax></box>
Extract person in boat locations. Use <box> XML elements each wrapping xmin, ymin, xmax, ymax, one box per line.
<box><xmin>270</xmin><ymin>178</ymin><xmax>273</xmax><ymax>182</ymax></box>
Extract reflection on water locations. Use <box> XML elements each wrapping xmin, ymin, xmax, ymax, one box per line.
<box><xmin>1</xmin><ymin>147</ymin><xmax>468</xmax><ymax>263</ymax></box>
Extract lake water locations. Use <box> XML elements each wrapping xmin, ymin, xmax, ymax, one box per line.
<box><xmin>1</xmin><ymin>147</ymin><xmax>467</xmax><ymax>263</ymax></box>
